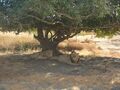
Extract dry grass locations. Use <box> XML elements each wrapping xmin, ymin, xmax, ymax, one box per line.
<box><xmin>58</xmin><ymin>37</ymin><xmax>120</xmax><ymax>58</ymax></box>
<box><xmin>0</xmin><ymin>32</ymin><xmax>40</xmax><ymax>53</ymax></box>
<box><xmin>0</xmin><ymin>31</ymin><xmax>120</xmax><ymax>58</ymax></box>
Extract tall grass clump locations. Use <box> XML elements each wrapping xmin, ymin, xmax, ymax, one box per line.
<box><xmin>0</xmin><ymin>32</ymin><xmax>40</xmax><ymax>53</ymax></box>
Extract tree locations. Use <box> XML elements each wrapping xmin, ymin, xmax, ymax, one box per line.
<box><xmin>0</xmin><ymin>0</ymin><xmax>120</xmax><ymax>55</ymax></box>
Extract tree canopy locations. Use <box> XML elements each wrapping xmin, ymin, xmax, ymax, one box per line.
<box><xmin>1</xmin><ymin>0</ymin><xmax>120</xmax><ymax>30</ymax></box>
<box><xmin>0</xmin><ymin>0</ymin><xmax>120</xmax><ymax>54</ymax></box>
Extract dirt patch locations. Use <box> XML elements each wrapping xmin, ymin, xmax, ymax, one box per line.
<box><xmin>0</xmin><ymin>54</ymin><xmax>119</xmax><ymax>90</ymax></box>
<box><xmin>0</xmin><ymin>32</ymin><xmax>120</xmax><ymax>89</ymax></box>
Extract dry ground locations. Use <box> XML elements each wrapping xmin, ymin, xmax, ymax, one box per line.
<box><xmin>0</xmin><ymin>32</ymin><xmax>120</xmax><ymax>90</ymax></box>
<box><xmin>0</xmin><ymin>54</ymin><xmax>120</xmax><ymax>90</ymax></box>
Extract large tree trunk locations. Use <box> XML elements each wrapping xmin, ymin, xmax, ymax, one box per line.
<box><xmin>40</xmin><ymin>39</ymin><xmax>61</xmax><ymax>56</ymax></box>
<box><xmin>34</xmin><ymin>28</ymin><xmax>61</xmax><ymax>56</ymax></box>
<box><xmin>34</xmin><ymin>24</ymin><xmax>80</xmax><ymax>56</ymax></box>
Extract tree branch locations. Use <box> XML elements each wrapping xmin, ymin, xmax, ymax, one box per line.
<box><xmin>26</xmin><ymin>14</ymin><xmax>54</xmax><ymax>25</ymax></box>
<box><xmin>55</xmin><ymin>6</ymin><xmax>96</xmax><ymax>20</ymax></box>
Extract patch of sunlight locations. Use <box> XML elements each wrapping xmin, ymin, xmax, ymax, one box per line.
<box><xmin>71</xmin><ymin>86</ymin><xmax>80</xmax><ymax>90</ymax></box>
<box><xmin>52</xmin><ymin>63</ymin><xmax>57</xmax><ymax>66</ymax></box>
<box><xmin>111</xmin><ymin>74</ymin><xmax>120</xmax><ymax>85</ymax></box>
<box><xmin>45</xmin><ymin>72</ymin><xmax>54</xmax><ymax>78</ymax></box>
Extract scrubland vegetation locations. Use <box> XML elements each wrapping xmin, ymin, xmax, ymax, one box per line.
<box><xmin>0</xmin><ymin>0</ymin><xmax>120</xmax><ymax>90</ymax></box>
<box><xmin>0</xmin><ymin>32</ymin><xmax>40</xmax><ymax>54</ymax></box>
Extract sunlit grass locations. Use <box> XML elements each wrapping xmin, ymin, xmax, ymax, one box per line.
<box><xmin>0</xmin><ymin>31</ymin><xmax>40</xmax><ymax>53</ymax></box>
<box><xmin>0</xmin><ymin>31</ymin><xmax>120</xmax><ymax>58</ymax></box>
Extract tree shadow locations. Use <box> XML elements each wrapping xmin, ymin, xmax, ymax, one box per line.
<box><xmin>0</xmin><ymin>54</ymin><xmax>119</xmax><ymax>90</ymax></box>
<box><xmin>0</xmin><ymin>53</ymin><xmax>119</xmax><ymax>77</ymax></box>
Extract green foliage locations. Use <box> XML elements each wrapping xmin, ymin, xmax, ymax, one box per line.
<box><xmin>95</xmin><ymin>28</ymin><xmax>118</xmax><ymax>38</ymax></box>
<box><xmin>0</xmin><ymin>0</ymin><xmax>120</xmax><ymax>36</ymax></box>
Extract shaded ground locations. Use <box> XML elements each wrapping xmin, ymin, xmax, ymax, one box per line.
<box><xmin>0</xmin><ymin>54</ymin><xmax>120</xmax><ymax>90</ymax></box>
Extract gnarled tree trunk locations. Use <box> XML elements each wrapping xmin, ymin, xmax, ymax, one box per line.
<box><xmin>34</xmin><ymin>27</ymin><xmax>61</xmax><ymax>56</ymax></box>
<box><xmin>34</xmin><ymin>23</ymin><xmax>80</xmax><ymax>56</ymax></box>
